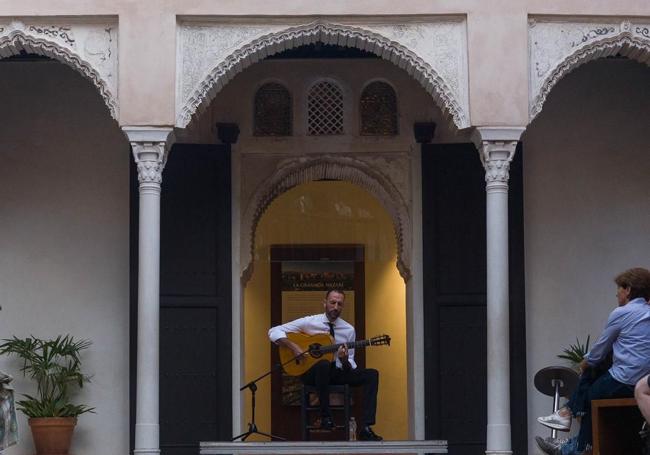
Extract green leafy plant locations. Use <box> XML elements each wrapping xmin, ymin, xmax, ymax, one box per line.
<box><xmin>0</xmin><ymin>335</ymin><xmax>94</xmax><ymax>418</ymax></box>
<box><xmin>557</xmin><ymin>335</ymin><xmax>590</xmax><ymax>372</ymax></box>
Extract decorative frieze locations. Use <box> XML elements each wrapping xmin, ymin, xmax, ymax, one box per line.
<box><xmin>0</xmin><ymin>18</ymin><xmax>118</xmax><ymax>119</ymax></box>
<box><xmin>177</xmin><ymin>18</ymin><xmax>469</xmax><ymax>130</ymax></box>
<box><xmin>529</xmin><ymin>18</ymin><xmax>650</xmax><ymax>121</ymax></box>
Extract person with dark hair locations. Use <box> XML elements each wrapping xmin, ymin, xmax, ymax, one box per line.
<box><xmin>268</xmin><ymin>289</ymin><xmax>382</xmax><ymax>441</ymax></box>
<box><xmin>536</xmin><ymin>267</ymin><xmax>650</xmax><ymax>455</ymax></box>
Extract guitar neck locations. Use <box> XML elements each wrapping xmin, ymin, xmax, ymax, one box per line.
<box><xmin>319</xmin><ymin>339</ymin><xmax>371</xmax><ymax>354</ymax></box>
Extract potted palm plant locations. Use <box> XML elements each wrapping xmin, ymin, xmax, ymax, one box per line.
<box><xmin>557</xmin><ymin>335</ymin><xmax>590</xmax><ymax>372</ymax></box>
<box><xmin>0</xmin><ymin>335</ymin><xmax>94</xmax><ymax>455</ymax></box>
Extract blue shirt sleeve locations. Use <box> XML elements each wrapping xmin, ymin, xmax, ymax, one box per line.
<box><xmin>586</xmin><ymin>307</ymin><xmax>624</xmax><ymax>366</ymax></box>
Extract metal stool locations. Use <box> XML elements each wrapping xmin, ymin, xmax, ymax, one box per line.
<box><xmin>534</xmin><ymin>366</ymin><xmax>579</xmax><ymax>438</ymax></box>
<box><xmin>301</xmin><ymin>384</ymin><xmax>351</xmax><ymax>441</ymax></box>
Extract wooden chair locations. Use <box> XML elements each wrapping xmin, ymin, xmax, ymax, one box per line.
<box><xmin>301</xmin><ymin>384</ymin><xmax>351</xmax><ymax>441</ymax></box>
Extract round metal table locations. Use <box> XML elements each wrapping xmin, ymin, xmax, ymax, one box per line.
<box><xmin>534</xmin><ymin>365</ymin><xmax>579</xmax><ymax>437</ymax></box>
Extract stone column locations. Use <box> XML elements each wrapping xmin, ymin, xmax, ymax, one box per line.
<box><xmin>411</xmin><ymin>122</ymin><xmax>436</xmax><ymax>440</ymax></box>
<box><xmin>471</xmin><ymin>127</ymin><xmax>524</xmax><ymax>455</ymax></box>
<box><xmin>123</xmin><ymin>126</ymin><xmax>175</xmax><ymax>455</ymax></box>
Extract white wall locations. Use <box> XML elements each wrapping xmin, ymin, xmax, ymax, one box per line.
<box><xmin>524</xmin><ymin>58</ymin><xmax>650</xmax><ymax>454</ymax></box>
<box><xmin>0</xmin><ymin>60</ymin><xmax>130</xmax><ymax>455</ymax></box>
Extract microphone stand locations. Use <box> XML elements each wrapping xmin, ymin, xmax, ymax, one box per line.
<box><xmin>232</xmin><ymin>349</ymin><xmax>310</xmax><ymax>442</ymax></box>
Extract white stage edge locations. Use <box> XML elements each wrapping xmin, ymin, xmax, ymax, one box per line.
<box><xmin>201</xmin><ymin>439</ymin><xmax>447</xmax><ymax>454</ymax></box>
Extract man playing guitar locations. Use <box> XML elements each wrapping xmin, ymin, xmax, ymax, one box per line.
<box><xmin>268</xmin><ymin>288</ymin><xmax>382</xmax><ymax>441</ymax></box>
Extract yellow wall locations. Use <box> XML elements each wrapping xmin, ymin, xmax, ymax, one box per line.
<box><xmin>244</xmin><ymin>180</ymin><xmax>407</xmax><ymax>440</ymax></box>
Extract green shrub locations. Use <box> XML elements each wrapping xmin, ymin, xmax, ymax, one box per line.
<box><xmin>0</xmin><ymin>335</ymin><xmax>94</xmax><ymax>418</ymax></box>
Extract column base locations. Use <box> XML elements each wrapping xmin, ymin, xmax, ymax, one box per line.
<box><xmin>134</xmin><ymin>422</ymin><xmax>160</xmax><ymax>455</ymax></box>
<box><xmin>486</xmin><ymin>422</ymin><xmax>512</xmax><ymax>454</ymax></box>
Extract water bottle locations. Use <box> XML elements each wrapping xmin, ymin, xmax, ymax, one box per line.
<box><xmin>349</xmin><ymin>416</ymin><xmax>357</xmax><ymax>441</ymax></box>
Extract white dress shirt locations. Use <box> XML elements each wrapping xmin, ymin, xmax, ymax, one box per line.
<box><xmin>268</xmin><ymin>313</ymin><xmax>357</xmax><ymax>369</ymax></box>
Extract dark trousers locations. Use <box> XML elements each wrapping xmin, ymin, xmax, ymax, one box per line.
<box><xmin>567</xmin><ymin>371</ymin><xmax>634</xmax><ymax>451</ymax></box>
<box><xmin>301</xmin><ymin>359</ymin><xmax>379</xmax><ymax>426</ymax></box>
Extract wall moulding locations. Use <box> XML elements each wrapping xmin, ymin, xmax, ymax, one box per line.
<box><xmin>177</xmin><ymin>17</ymin><xmax>470</xmax><ymax>130</ymax></box>
<box><xmin>0</xmin><ymin>18</ymin><xmax>118</xmax><ymax>119</ymax></box>
<box><xmin>529</xmin><ymin>17</ymin><xmax>650</xmax><ymax>121</ymax></box>
<box><xmin>240</xmin><ymin>153</ymin><xmax>413</xmax><ymax>286</ymax></box>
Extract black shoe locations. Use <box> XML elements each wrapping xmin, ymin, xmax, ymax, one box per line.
<box><xmin>358</xmin><ymin>426</ymin><xmax>383</xmax><ymax>441</ymax></box>
<box><xmin>319</xmin><ymin>416</ymin><xmax>335</xmax><ymax>431</ymax></box>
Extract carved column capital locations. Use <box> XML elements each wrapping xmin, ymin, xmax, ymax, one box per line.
<box><xmin>131</xmin><ymin>142</ymin><xmax>167</xmax><ymax>185</ymax></box>
<box><xmin>123</xmin><ymin>127</ymin><xmax>175</xmax><ymax>190</ymax></box>
<box><xmin>471</xmin><ymin>127</ymin><xmax>525</xmax><ymax>192</ymax></box>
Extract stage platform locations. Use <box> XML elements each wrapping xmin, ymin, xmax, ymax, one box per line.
<box><xmin>200</xmin><ymin>439</ymin><xmax>447</xmax><ymax>454</ymax></box>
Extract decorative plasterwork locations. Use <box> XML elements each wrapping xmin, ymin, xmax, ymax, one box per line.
<box><xmin>0</xmin><ymin>18</ymin><xmax>118</xmax><ymax>119</ymax></box>
<box><xmin>529</xmin><ymin>18</ymin><xmax>650</xmax><ymax>121</ymax></box>
<box><xmin>472</xmin><ymin>127</ymin><xmax>524</xmax><ymax>192</ymax></box>
<box><xmin>241</xmin><ymin>154</ymin><xmax>412</xmax><ymax>285</ymax></box>
<box><xmin>177</xmin><ymin>18</ymin><xmax>469</xmax><ymax>129</ymax></box>
<box><xmin>123</xmin><ymin>127</ymin><xmax>176</xmax><ymax>190</ymax></box>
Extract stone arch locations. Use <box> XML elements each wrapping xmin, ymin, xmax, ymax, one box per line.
<box><xmin>531</xmin><ymin>32</ymin><xmax>650</xmax><ymax>121</ymax></box>
<box><xmin>178</xmin><ymin>21</ymin><xmax>467</xmax><ymax>129</ymax></box>
<box><xmin>241</xmin><ymin>155</ymin><xmax>412</xmax><ymax>285</ymax></box>
<box><xmin>0</xmin><ymin>24</ymin><xmax>117</xmax><ymax>119</ymax></box>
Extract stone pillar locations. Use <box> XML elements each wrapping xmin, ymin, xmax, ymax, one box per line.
<box><xmin>471</xmin><ymin>127</ymin><xmax>524</xmax><ymax>455</ymax></box>
<box><xmin>411</xmin><ymin>122</ymin><xmax>436</xmax><ymax>440</ymax></box>
<box><xmin>123</xmin><ymin>126</ymin><xmax>175</xmax><ymax>455</ymax></box>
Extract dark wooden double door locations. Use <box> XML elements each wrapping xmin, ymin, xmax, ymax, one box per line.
<box><xmin>422</xmin><ymin>143</ymin><xmax>527</xmax><ymax>454</ymax></box>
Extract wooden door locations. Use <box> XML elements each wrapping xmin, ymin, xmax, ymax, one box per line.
<box><xmin>422</xmin><ymin>143</ymin><xmax>527</xmax><ymax>454</ymax></box>
<box><xmin>130</xmin><ymin>143</ymin><xmax>232</xmax><ymax>455</ymax></box>
<box><xmin>269</xmin><ymin>245</ymin><xmax>365</xmax><ymax>441</ymax></box>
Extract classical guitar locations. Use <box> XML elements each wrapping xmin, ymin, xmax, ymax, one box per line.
<box><xmin>278</xmin><ymin>332</ymin><xmax>391</xmax><ymax>376</ymax></box>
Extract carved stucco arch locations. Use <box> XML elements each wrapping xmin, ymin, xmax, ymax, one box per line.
<box><xmin>531</xmin><ymin>33</ymin><xmax>650</xmax><ymax>121</ymax></box>
<box><xmin>0</xmin><ymin>27</ymin><xmax>117</xmax><ymax>119</ymax></box>
<box><xmin>179</xmin><ymin>21</ymin><xmax>467</xmax><ymax>129</ymax></box>
<box><xmin>241</xmin><ymin>155</ymin><xmax>412</xmax><ymax>285</ymax></box>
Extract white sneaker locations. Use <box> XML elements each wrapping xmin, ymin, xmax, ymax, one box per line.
<box><xmin>535</xmin><ymin>436</ymin><xmax>563</xmax><ymax>455</ymax></box>
<box><xmin>537</xmin><ymin>409</ymin><xmax>571</xmax><ymax>431</ymax></box>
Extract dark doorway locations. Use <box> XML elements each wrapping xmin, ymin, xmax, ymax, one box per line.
<box><xmin>130</xmin><ymin>143</ymin><xmax>232</xmax><ymax>455</ymax></box>
<box><xmin>269</xmin><ymin>244</ymin><xmax>365</xmax><ymax>440</ymax></box>
<box><xmin>422</xmin><ymin>143</ymin><xmax>527</xmax><ymax>454</ymax></box>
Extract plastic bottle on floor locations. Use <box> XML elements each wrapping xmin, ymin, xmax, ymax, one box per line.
<box><xmin>349</xmin><ymin>416</ymin><xmax>357</xmax><ymax>441</ymax></box>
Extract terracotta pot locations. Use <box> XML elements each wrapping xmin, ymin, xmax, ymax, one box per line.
<box><xmin>29</xmin><ymin>417</ymin><xmax>77</xmax><ymax>455</ymax></box>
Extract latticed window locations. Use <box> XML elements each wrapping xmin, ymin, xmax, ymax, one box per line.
<box><xmin>307</xmin><ymin>81</ymin><xmax>344</xmax><ymax>135</ymax></box>
<box><xmin>254</xmin><ymin>83</ymin><xmax>292</xmax><ymax>136</ymax></box>
<box><xmin>360</xmin><ymin>81</ymin><xmax>398</xmax><ymax>136</ymax></box>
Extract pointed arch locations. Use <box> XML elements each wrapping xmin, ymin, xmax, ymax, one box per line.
<box><xmin>531</xmin><ymin>32</ymin><xmax>650</xmax><ymax>121</ymax></box>
<box><xmin>0</xmin><ymin>26</ymin><xmax>117</xmax><ymax>119</ymax></box>
<box><xmin>178</xmin><ymin>21</ymin><xmax>467</xmax><ymax>129</ymax></box>
<box><xmin>241</xmin><ymin>155</ymin><xmax>412</xmax><ymax>285</ymax></box>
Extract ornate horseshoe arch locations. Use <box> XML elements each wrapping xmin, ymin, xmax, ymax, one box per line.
<box><xmin>177</xmin><ymin>19</ymin><xmax>470</xmax><ymax>129</ymax></box>
<box><xmin>0</xmin><ymin>20</ymin><xmax>118</xmax><ymax>119</ymax></box>
<box><xmin>241</xmin><ymin>155</ymin><xmax>412</xmax><ymax>285</ymax></box>
<box><xmin>529</xmin><ymin>19</ymin><xmax>650</xmax><ymax>122</ymax></box>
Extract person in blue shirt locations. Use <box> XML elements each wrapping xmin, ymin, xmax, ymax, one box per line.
<box><xmin>536</xmin><ymin>267</ymin><xmax>650</xmax><ymax>455</ymax></box>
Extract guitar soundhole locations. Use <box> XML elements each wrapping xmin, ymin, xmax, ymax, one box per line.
<box><xmin>308</xmin><ymin>343</ymin><xmax>323</xmax><ymax>358</ymax></box>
